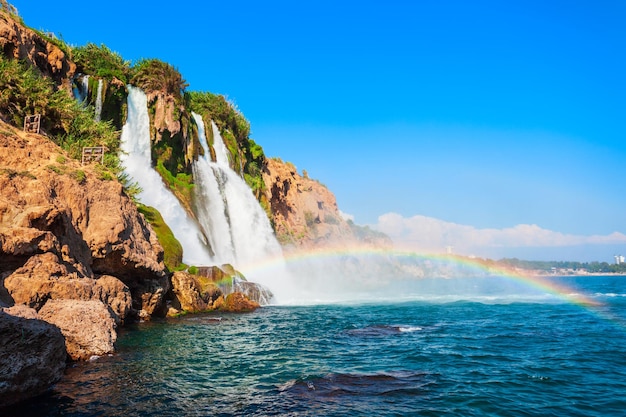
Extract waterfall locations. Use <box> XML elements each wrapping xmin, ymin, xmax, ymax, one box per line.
<box><xmin>191</xmin><ymin>114</ymin><xmax>236</xmax><ymax>264</ymax></box>
<box><xmin>94</xmin><ymin>79</ymin><xmax>103</xmax><ymax>122</ymax></box>
<box><xmin>73</xmin><ymin>74</ymin><xmax>89</xmax><ymax>103</ymax></box>
<box><xmin>210</xmin><ymin>121</ymin><xmax>230</xmax><ymax>165</ymax></box>
<box><xmin>119</xmin><ymin>86</ymin><xmax>213</xmax><ymax>266</ymax></box>
<box><xmin>192</xmin><ymin>113</ymin><xmax>293</xmax><ymax>302</ymax></box>
<box><xmin>192</xmin><ymin>113</ymin><xmax>283</xmax><ymax>266</ymax></box>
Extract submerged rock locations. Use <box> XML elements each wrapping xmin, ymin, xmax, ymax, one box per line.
<box><xmin>38</xmin><ymin>299</ymin><xmax>117</xmax><ymax>361</ymax></box>
<box><xmin>0</xmin><ymin>311</ymin><xmax>66</xmax><ymax>407</ymax></box>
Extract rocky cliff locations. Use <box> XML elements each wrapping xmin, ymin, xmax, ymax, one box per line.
<box><xmin>0</xmin><ymin>122</ymin><xmax>168</xmax><ymax>320</ymax></box>
<box><xmin>0</xmin><ymin>10</ymin><xmax>74</xmax><ymax>91</ymax></box>
<box><xmin>262</xmin><ymin>158</ymin><xmax>391</xmax><ymax>251</ymax></box>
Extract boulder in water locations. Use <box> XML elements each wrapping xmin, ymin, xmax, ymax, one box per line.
<box><xmin>215</xmin><ymin>292</ymin><xmax>260</xmax><ymax>313</ymax></box>
<box><xmin>169</xmin><ymin>271</ymin><xmax>222</xmax><ymax>314</ymax></box>
<box><xmin>38</xmin><ymin>299</ymin><xmax>117</xmax><ymax>361</ymax></box>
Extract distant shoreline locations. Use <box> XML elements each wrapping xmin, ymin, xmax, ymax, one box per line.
<box><xmin>527</xmin><ymin>271</ymin><xmax>626</xmax><ymax>277</ymax></box>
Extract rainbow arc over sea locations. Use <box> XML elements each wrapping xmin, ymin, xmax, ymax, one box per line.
<box><xmin>239</xmin><ymin>244</ymin><xmax>626</xmax><ymax>329</ymax></box>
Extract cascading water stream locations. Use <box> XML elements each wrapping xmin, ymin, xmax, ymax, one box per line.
<box><xmin>94</xmin><ymin>79</ymin><xmax>103</xmax><ymax>122</ymax></box>
<box><xmin>191</xmin><ymin>114</ymin><xmax>236</xmax><ymax>263</ymax></box>
<box><xmin>119</xmin><ymin>86</ymin><xmax>213</xmax><ymax>266</ymax></box>
<box><xmin>72</xmin><ymin>74</ymin><xmax>89</xmax><ymax>103</ymax></box>
<box><xmin>191</xmin><ymin>113</ymin><xmax>294</xmax><ymax>301</ymax></box>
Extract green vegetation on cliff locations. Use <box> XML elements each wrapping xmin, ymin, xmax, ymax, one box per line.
<box><xmin>73</xmin><ymin>43</ymin><xmax>131</xmax><ymax>83</ymax></box>
<box><xmin>72</xmin><ymin>43</ymin><xmax>130</xmax><ymax>128</ymax></box>
<box><xmin>0</xmin><ymin>54</ymin><xmax>136</xmax><ymax>192</ymax></box>
<box><xmin>131</xmin><ymin>59</ymin><xmax>188</xmax><ymax>103</ymax></box>
<box><xmin>137</xmin><ymin>204</ymin><xmax>185</xmax><ymax>272</ymax></box>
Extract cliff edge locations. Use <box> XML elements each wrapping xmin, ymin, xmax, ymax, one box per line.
<box><xmin>262</xmin><ymin>157</ymin><xmax>391</xmax><ymax>251</ymax></box>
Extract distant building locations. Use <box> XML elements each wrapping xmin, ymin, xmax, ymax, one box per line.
<box><xmin>614</xmin><ymin>255</ymin><xmax>625</xmax><ymax>265</ymax></box>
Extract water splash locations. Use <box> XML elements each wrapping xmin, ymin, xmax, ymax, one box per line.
<box><xmin>119</xmin><ymin>87</ymin><xmax>212</xmax><ymax>266</ymax></box>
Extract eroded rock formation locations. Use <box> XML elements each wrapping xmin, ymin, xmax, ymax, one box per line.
<box><xmin>169</xmin><ymin>270</ymin><xmax>222</xmax><ymax>313</ymax></box>
<box><xmin>0</xmin><ymin>11</ymin><xmax>75</xmax><ymax>91</ymax></box>
<box><xmin>262</xmin><ymin>158</ymin><xmax>391</xmax><ymax>250</ymax></box>
<box><xmin>0</xmin><ymin>122</ymin><xmax>168</xmax><ymax>321</ymax></box>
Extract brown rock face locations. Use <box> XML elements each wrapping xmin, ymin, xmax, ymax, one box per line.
<box><xmin>1</xmin><ymin>303</ymin><xmax>38</xmax><ymax>319</ymax></box>
<box><xmin>217</xmin><ymin>292</ymin><xmax>260</xmax><ymax>313</ymax></box>
<box><xmin>262</xmin><ymin>158</ymin><xmax>391</xmax><ymax>250</ymax></box>
<box><xmin>0</xmin><ymin>12</ymin><xmax>75</xmax><ymax>91</ymax></box>
<box><xmin>38</xmin><ymin>299</ymin><xmax>117</xmax><ymax>361</ymax></box>
<box><xmin>170</xmin><ymin>271</ymin><xmax>218</xmax><ymax>313</ymax></box>
<box><xmin>0</xmin><ymin>311</ymin><xmax>66</xmax><ymax>407</ymax></box>
<box><xmin>0</xmin><ymin>120</ymin><xmax>167</xmax><ymax>321</ymax></box>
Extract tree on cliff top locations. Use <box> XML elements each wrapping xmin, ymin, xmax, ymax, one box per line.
<box><xmin>131</xmin><ymin>59</ymin><xmax>188</xmax><ymax>102</ymax></box>
<box><xmin>73</xmin><ymin>43</ymin><xmax>131</xmax><ymax>83</ymax></box>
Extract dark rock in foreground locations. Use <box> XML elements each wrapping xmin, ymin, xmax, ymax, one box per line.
<box><xmin>0</xmin><ymin>311</ymin><xmax>66</xmax><ymax>408</ymax></box>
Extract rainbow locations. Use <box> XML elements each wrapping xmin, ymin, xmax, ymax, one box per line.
<box><xmin>238</xmin><ymin>244</ymin><xmax>626</xmax><ymax>329</ymax></box>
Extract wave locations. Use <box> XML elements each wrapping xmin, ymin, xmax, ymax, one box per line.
<box><xmin>278</xmin><ymin>371</ymin><xmax>432</xmax><ymax>398</ymax></box>
<box><xmin>344</xmin><ymin>324</ymin><xmax>423</xmax><ymax>337</ymax></box>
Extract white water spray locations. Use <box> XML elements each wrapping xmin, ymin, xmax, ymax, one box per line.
<box><xmin>119</xmin><ymin>87</ymin><xmax>212</xmax><ymax>266</ymax></box>
<box><xmin>94</xmin><ymin>79</ymin><xmax>103</xmax><ymax>122</ymax></box>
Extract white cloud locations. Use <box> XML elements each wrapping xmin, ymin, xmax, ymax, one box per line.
<box><xmin>373</xmin><ymin>212</ymin><xmax>626</xmax><ymax>258</ymax></box>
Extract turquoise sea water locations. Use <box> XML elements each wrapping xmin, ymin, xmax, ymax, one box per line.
<box><xmin>6</xmin><ymin>275</ymin><xmax>626</xmax><ymax>416</ymax></box>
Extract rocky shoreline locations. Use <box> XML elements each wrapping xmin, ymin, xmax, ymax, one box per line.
<box><xmin>0</xmin><ymin>5</ymin><xmax>383</xmax><ymax>408</ymax></box>
<box><xmin>0</xmin><ymin>123</ymin><xmax>262</xmax><ymax>407</ymax></box>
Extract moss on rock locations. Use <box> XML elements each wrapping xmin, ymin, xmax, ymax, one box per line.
<box><xmin>137</xmin><ymin>204</ymin><xmax>184</xmax><ymax>272</ymax></box>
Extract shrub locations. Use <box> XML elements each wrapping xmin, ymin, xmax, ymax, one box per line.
<box><xmin>73</xmin><ymin>43</ymin><xmax>131</xmax><ymax>83</ymax></box>
<box><xmin>131</xmin><ymin>59</ymin><xmax>188</xmax><ymax>101</ymax></box>
<box><xmin>70</xmin><ymin>169</ymin><xmax>86</xmax><ymax>184</ymax></box>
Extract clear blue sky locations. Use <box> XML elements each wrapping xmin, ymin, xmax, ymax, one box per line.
<box><xmin>12</xmin><ymin>0</ymin><xmax>626</xmax><ymax>260</ymax></box>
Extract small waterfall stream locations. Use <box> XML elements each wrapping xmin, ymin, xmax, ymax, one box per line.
<box><xmin>94</xmin><ymin>79</ymin><xmax>103</xmax><ymax>122</ymax></box>
<box><xmin>72</xmin><ymin>74</ymin><xmax>89</xmax><ymax>103</ymax></box>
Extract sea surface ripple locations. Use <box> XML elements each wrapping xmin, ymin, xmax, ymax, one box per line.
<box><xmin>6</xmin><ymin>275</ymin><xmax>626</xmax><ymax>416</ymax></box>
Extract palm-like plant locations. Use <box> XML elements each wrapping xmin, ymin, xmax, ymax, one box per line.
<box><xmin>131</xmin><ymin>59</ymin><xmax>188</xmax><ymax>100</ymax></box>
